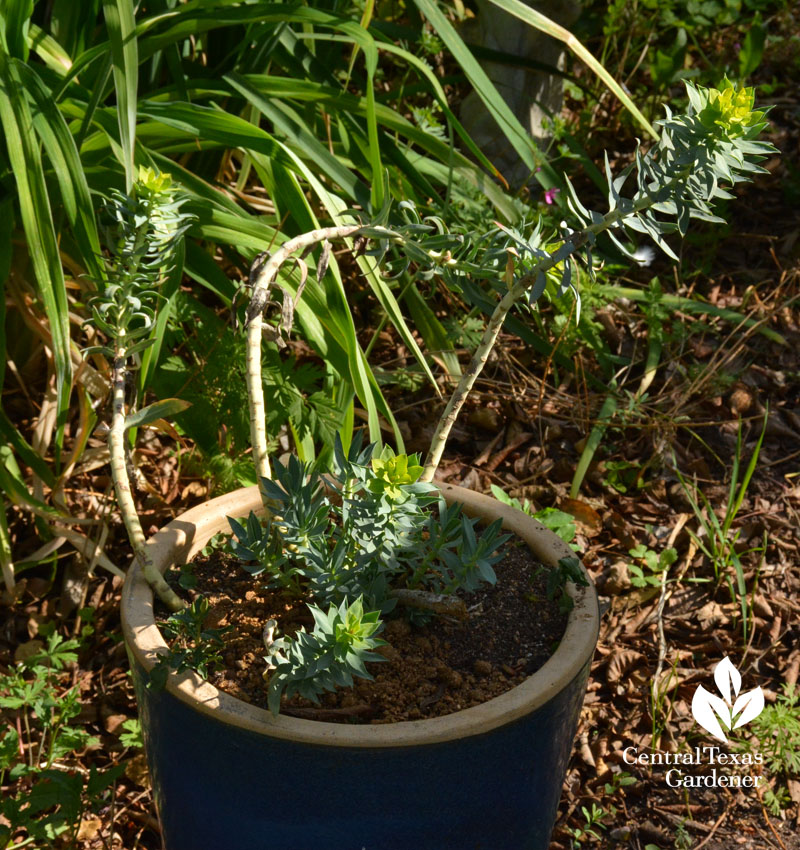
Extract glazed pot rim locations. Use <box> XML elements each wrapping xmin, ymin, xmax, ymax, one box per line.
<box><xmin>121</xmin><ymin>482</ymin><xmax>599</xmax><ymax>748</ymax></box>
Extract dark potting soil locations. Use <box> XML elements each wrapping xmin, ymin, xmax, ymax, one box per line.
<box><xmin>159</xmin><ymin>537</ymin><xmax>569</xmax><ymax>724</ymax></box>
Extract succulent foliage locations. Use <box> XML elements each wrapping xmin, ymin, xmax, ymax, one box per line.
<box><xmin>264</xmin><ymin>597</ymin><xmax>386</xmax><ymax>715</ymax></box>
<box><xmin>539</xmin><ymin>557</ymin><xmax>590</xmax><ymax>614</ymax></box>
<box><xmin>86</xmin><ymin>167</ymin><xmax>194</xmax><ymax>357</ymax></box>
<box><xmin>364</xmin><ymin>81</ymin><xmax>775</xmax><ymax>323</ymax></box>
<box><xmin>228</xmin><ymin>435</ymin><xmax>509</xmax><ymax>712</ymax></box>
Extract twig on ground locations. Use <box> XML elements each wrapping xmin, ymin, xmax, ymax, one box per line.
<box><xmin>692</xmin><ymin>802</ymin><xmax>732</xmax><ymax>849</ymax></box>
<box><xmin>757</xmin><ymin>785</ymin><xmax>789</xmax><ymax>850</ymax></box>
<box><xmin>654</xmin><ymin>808</ymin><xmax>712</xmax><ymax>834</ymax></box>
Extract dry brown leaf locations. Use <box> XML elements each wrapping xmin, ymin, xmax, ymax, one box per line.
<box><xmin>77</xmin><ymin>816</ymin><xmax>103</xmax><ymax>841</ymax></box>
<box><xmin>104</xmin><ymin>713</ymin><xmax>128</xmax><ymax>735</ymax></box>
<box><xmin>604</xmin><ymin>509</ymin><xmax>637</xmax><ymax>549</ymax></box>
<box><xmin>142</xmin><ymin>417</ymin><xmax>182</xmax><ymax>440</ymax></box>
<box><xmin>785</xmin><ymin>652</ymin><xmax>800</xmax><ymax>687</ymax></box>
<box><xmin>123</xmin><ymin>753</ymin><xmax>151</xmax><ymax>789</ymax></box>
<box><xmin>180</xmin><ymin>481</ymin><xmax>208</xmax><ymax>501</ymax></box>
<box><xmin>559</xmin><ymin>498</ymin><xmax>602</xmax><ymax>532</ymax></box>
<box><xmin>622</xmin><ymin>586</ymin><xmax>661</xmax><ymax>611</ymax></box>
<box><xmin>752</xmin><ymin>594</ymin><xmax>774</xmax><ymax>619</ymax></box>
<box><xmin>666</xmin><ymin>586</ymin><xmax>709</xmax><ymax>619</ymax></box>
<box><xmin>609</xmin><ymin>826</ymin><xmax>633</xmax><ymax>842</ymax></box>
<box><xmin>696</xmin><ymin>600</ymin><xmax>728</xmax><ymax>629</ymax></box>
<box><xmin>485</xmin><ymin>431</ymin><xmax>532</xmax><ymax>472</ymax></box>
<box><xmin>26</xmin><ymin>614</ymin><xmax>47</xmax><ymax>638</ymax></box>
<box><xmin>602</xmin><ymin>561</ymin><xmax>631</xmax><ymax>595</ymax></box>
<box><xmin>607</xmin><ymin>649</ymin><xmax>646</xmax><ymax>684</ymax></box>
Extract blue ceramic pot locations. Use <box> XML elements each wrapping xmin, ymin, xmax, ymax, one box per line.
<box><xmin>122</xmin><ymin>483</ymin><xmax>599</xmax><ymax>850</ymax></box>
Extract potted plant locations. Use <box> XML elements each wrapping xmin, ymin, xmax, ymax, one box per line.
<box><xmin>111</xmin><ymin>82</ymin><xmax>773</xmax><ymax>849</ymax></box>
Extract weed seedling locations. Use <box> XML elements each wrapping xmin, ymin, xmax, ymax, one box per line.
<box><xmin>538</xmin><ymin>557</ymin><xmax>591</xmax><ymax>614</ymax></box>
<box><xmin>603</xmin><ymin>770</ymin><xmax>637</xmax><ymax>797</ymax></box>
<box><xmin>674</xmin><ymin>819</ymin><xmax>693</xmax><ymax>850</ymax></box>
<box><xmin>627</xmin><ymin>542</ymin><xmax>678</xmax><ymax>588</ymax></box>
<box><xmin>148</xmin><ymin>598</ymin><xmax>232</xmax><ymax>690</ymax></box>
<box><xmin>676</xmin><ymin>412</ymin><xmax>768</xmax><ymax>644</ymax></box>
<box><xmin>489</xmin><ymin>485</ymin><xmax>578</xmax><ymax>545</ymax></box>
<box><xmin>732</xmin><ymin>683</ymin><xmax>800</xmax><ymax>815</ymax></box>
<box><xmin>569</xmin><ymin>802</ymin><xmax>612</xmax><ymax>845</ymax></box>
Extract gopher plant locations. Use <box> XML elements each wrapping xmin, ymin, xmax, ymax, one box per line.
<box><xmin>86</xmin><ymin>167</ymin><xmax>193</xmax><ymax>611</ymax></box>
<box><xmin>228</xmin><ymin>81</ymin><xmax>775</xmax><ymax>715</ymax></box>
<box><xmin>93</xmin><ymin>82</ymin><xmax>776</xmax><ymax>712</ymax></box>
<box><xmin>229</xmin><ymin>436</ymin><xmax>509</xmax><ymax>712</ymax></box>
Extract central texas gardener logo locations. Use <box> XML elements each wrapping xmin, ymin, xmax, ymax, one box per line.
<box><xmin>691</xmin><ymin>657</ymin><xmax>765</xmax><ymax>742</ymax></box>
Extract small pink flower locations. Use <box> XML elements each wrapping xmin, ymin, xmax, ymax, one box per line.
<box><xmin>544</xmin><ymin>187</ymin><xmax>560</xmax><ymax>205</ymax></box>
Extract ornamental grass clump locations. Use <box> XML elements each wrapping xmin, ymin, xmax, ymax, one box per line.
<box><xmin>95</xmin><ymin>82</ymin><xmax>776</xmax><ymax>714</ymax></box>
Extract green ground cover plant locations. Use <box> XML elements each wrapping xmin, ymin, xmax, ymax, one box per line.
<box><xmin>580</xmin><ymin>0</ymin><xmax>789</xmax><ymax>112</ymax></box>
<box><xmin>489</xmin><ymin>484</ymin><xmax>578</xmax><ymax>544</ymax></box>
<box><xmin>734</xmin><ymin>684</ymin><xmax>800</xmax><ymax>815</ymax></box>
<box><xmin>0</xmin><ymin>626</ymin><xmax>123</xmax><ymax>849</ymax></box>
<box><xmin>675</xmin><ymin>412</ymin><xmax>769</xmax><ymax>644</ymax></box>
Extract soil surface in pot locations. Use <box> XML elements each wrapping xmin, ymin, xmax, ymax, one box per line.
<box><xmin>159</xmin><ymin>537</ymin><xmax>569</xmax><ymax>723</ymax></box>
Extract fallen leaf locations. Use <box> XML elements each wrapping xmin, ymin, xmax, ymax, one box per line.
<box><xmin>104</xmin><ymin>713</ymin><xmax>128</xmax><ymax>735</ymax></box>
<box><xmin>559</xmin><ymin>498</ymin><xmax>602</xmax><ymax>532</ymax></box>
<box><xmin>26</xmin><ymin>614</ymin><xmax>47</xmax><ymax>639</ymax></box>
<box><xmin>752</xmin><ymin>594</ymin><xmax>774</xmax><ymax>619</ymax></box>
<box><xmin>181</xmin><ymin>481</ymin><xmax>208</xmax><ymax>500</ymax></box>
<box><xmin>147</xmin><ymin>417</ymin><xmax>181</xmax><ymax>440</ymax></box>
<box><xmin>607</xmin><ymin>649</ymin><xmax>646</xmax><ymax>684</ymax></box>
<box><xmin>697</xmin><ymin>600</ymin><xmax>728</xmax><ymax>630</ymax></box>
<box><xmin>123</xmin><ymin>754</ymin><xmax>151</xmax><ymax>789</ymax></box>
<box><xmin>467</xmin><ymin>407</ymin><xmax>503</xmax><ymax>431</ymax></box>
<box><xmin>602</xmin><ymin>562</ymin><xmax>631</xmax><ymax>595</ymax></box>
<box><xmin>604</xmin><ymin>510</ymin><xmax>637</xmax><ymax>549</ymax></box>
<box><xmin>77</xmin><ymin>816</ymin><xmax>103</xmax><ymax>841</ymax></box>
<box><xmin>667</xmin><ymin>586</ymin><xmax>711</xmax><ymax>619</ymax></box>
<box><xmin>26</xmin><ymin>577</ymin><xmax>51</xmax><ymax>598</ymax></box>
<box><xmin>485</xmin><ymin>432</ymin><xmax>532</xmax><ymax>472</ymax></box>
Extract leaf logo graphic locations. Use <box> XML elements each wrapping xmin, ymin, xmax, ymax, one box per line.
<box><xmin>691</xmin><ymin>657</ymin><xmax>764</xmax><ymax>742</ymax></box>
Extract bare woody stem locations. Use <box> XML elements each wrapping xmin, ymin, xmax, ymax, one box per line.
<box><xmin>109</xmin><ymin>349</ymin><xmax>185</xmax><ymax>611</ymax></box>
<box><xmin>421</xmin><ymin>194</ymin><xmax>661</xmax><ymax>482</ymax></box>
<box><xmin>246</xmin><ymin>224</ymin><xmax>364</xmax><ymax>510</ymax></box>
